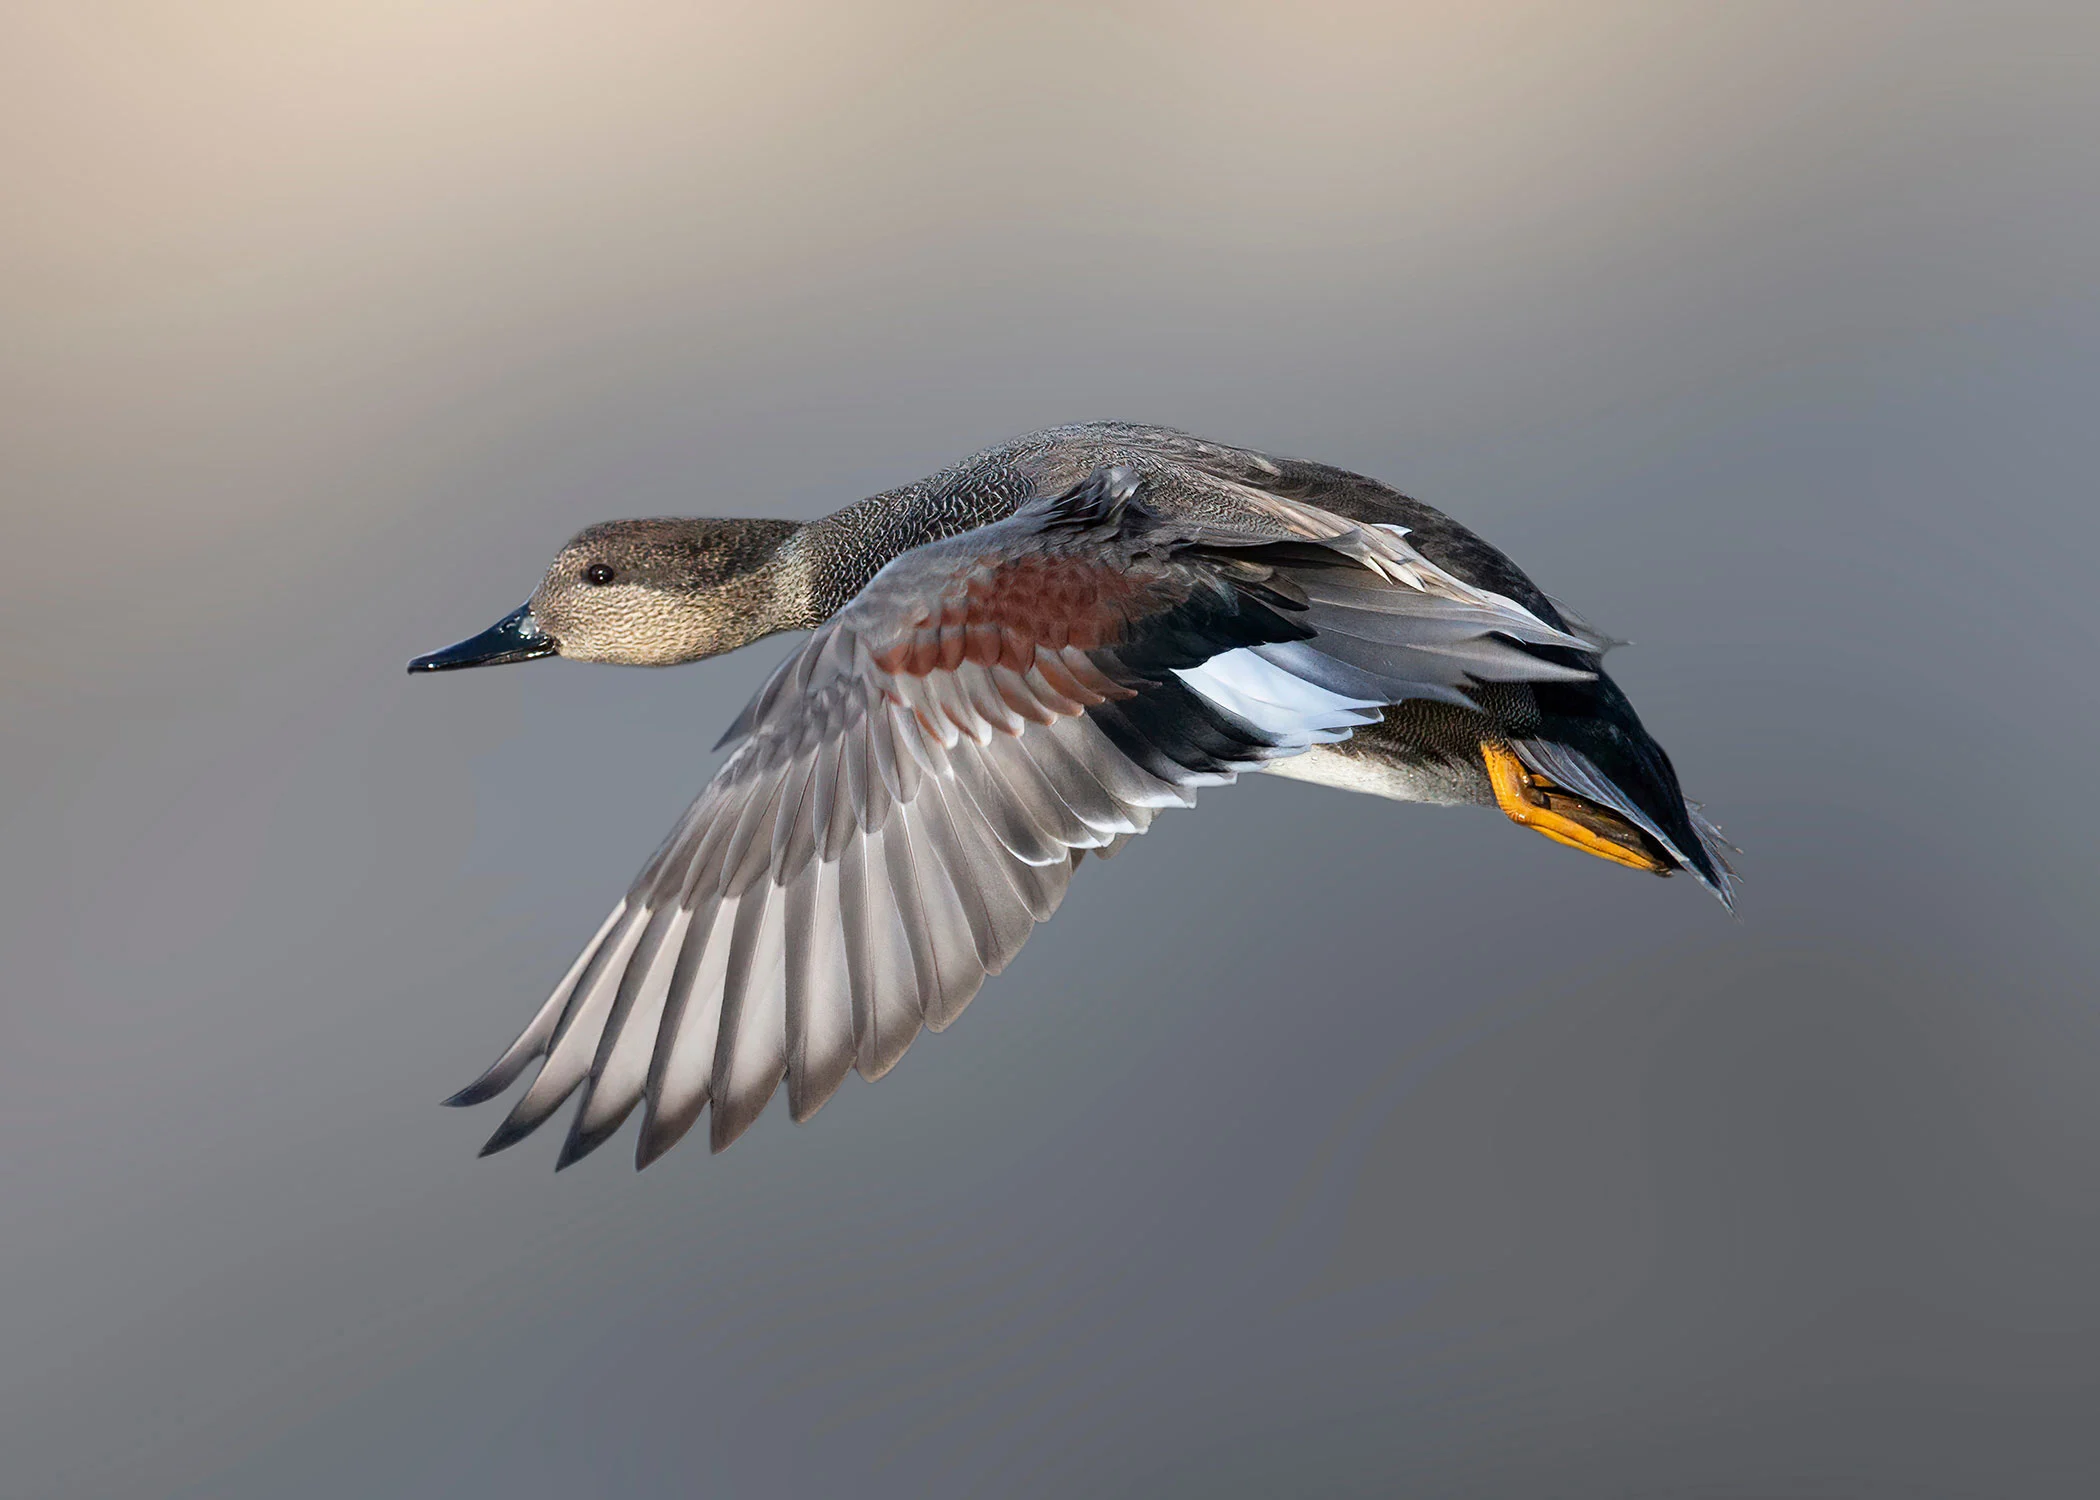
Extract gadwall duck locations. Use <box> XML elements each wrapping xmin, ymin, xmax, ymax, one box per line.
<box><xmin>411</xmin><ymin>423</ymin><xmax>1731</xmax><ymax>1168</ymax></box>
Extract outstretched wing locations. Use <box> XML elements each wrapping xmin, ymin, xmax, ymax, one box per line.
<box><xmin>446</xmin><ymin>467</ymin><xmax>1592</xmax><ymax>1168</ymax></box>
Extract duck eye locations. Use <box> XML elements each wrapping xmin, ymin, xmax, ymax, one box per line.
<box><xmin>582</xmin><ymin>563</ymin><xmax>616</xmax><ymax>586</ymax></box>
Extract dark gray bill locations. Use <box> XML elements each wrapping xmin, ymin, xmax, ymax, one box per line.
<box><xmin>407</xmin><ymin>603</ymin><xmax>557</xmax><ymax>673</ymax></box>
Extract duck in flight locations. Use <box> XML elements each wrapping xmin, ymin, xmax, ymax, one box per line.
<box><xmin>410</xmin><ymin>423</ymin><xmax>1732</xmax><ymax>1169</ymax></box>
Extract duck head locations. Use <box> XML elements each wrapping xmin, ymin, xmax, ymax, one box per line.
<box><xmin>408</xmin><ymin>517</ymin><xmax>813</xmax><ymax>672</ymax></box>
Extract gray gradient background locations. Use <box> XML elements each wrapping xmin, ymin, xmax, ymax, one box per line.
<box><xmin>5</xmin><ymin>3</ymin><xmax>2099</xmax><ymax>1496</ymax></box>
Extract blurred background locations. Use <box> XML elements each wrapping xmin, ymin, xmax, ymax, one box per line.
<box><xmin>5</xmin><ymin>2</ymin><xmax>2098</xmax><ymax>1495</ymax></box>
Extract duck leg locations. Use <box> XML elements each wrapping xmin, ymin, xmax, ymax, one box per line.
<box><xmin>1478</xmin><ymin>739</ymin><xmax>1672</xmax><ymax>875</ymax></box>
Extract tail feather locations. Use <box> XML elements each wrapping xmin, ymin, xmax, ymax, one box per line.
<box><xmin>1514</xmin><ymin>675</ymin><xmax>1735</xmax><ymax>908</ymax></box>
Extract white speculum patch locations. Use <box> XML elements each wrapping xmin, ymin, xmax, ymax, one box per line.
<box><xmin>1173</xmin><ymin>648</ymin><xmax>1381</xmax><ymax>750</ymax></box>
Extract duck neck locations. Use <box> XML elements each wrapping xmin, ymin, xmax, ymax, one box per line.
<box><xmin>787</xmin><ymin>471</ymin><xmax>1035</xmax><ymax>622</ymax></box>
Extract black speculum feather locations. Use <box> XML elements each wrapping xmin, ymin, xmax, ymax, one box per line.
<box><xmin>1082</xmin><ymin>567</ymin><xmax>1319</xmax><ymax>779</ymax></box>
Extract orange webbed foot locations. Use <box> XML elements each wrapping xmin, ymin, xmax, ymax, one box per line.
<box><xmin>1479</xmin><ymin>739</ymin><xmax>1672</xmax><ymax>875</ymax></box>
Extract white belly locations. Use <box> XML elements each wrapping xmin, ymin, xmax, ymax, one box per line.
<box><xmin>1260</xmin><ymin>743</ymin><xmax>1476</xmax><ymax>806</ymax></box>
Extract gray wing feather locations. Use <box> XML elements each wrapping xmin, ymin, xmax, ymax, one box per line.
<box><xmin>786</xmin><ymin>859</ymin><xmax>856</xmax><ymax>1122</ymax></box>
<box><xmin>710</xmin><ymin>887</ymin><xmax>789</xmax><ymax>1151</ymax></box>
<box><xmin>442</xmin><ymin>903</ymin><xmax>626</xmax><ymax>1108</ymax></box>
<box><xmin>477</xmin><ymin>908</ymin><xmax>649</xmax><ymax>1155</ymax></box>
<box><xmin>1544</xmin><ymin>595</ymin><xmax>1625</xmax><ymax>653</ymax></box>
<box><xmin>558</xmin><ymin>901</ymin><xmax>693</xmax><ymax>1167</ymax></box>
<box><xmin>857</xmin><ymin>825</ymin><xmax>929</xmax><ymax>1079</ymax></box>
<box><xmin>635</xmin><ymin>895</ymin><xmax>733</xmax><ymax>1166</ymax></box>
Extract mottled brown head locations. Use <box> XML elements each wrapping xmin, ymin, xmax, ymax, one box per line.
<box><xmin>530</xmin><ymin>518</ymin><xmax>815</xmax><ymax>664</ymax></box>
<box><xmin>408</xmin><ymin>518</ymin><xmax>815</xmax><ymax>673</ymax></box>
